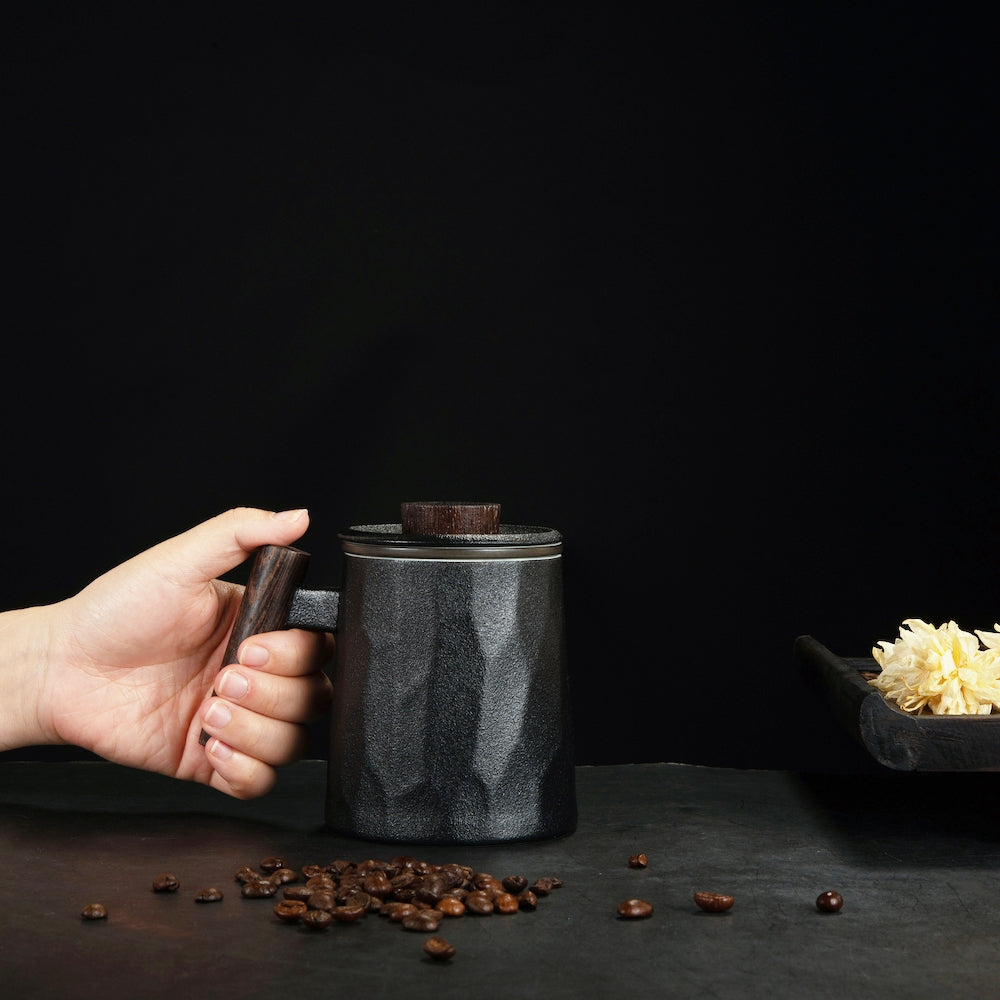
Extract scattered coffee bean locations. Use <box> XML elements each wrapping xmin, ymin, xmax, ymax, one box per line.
<box><xmin>494</xmin><ymin>892</ymin><xmax>519</xmax><ymax>915</ymax></box>
<box><xmin>186</xmin><ymin>857</ymin><xmax>566</xmax><ymax>944</ymax></box>
<box><xmin>332</xmin><ymin>903</ymin><xmax>367</xmax><ymax>923</ymax></box>
<box><xmin>502</xmin><ymin>874</ymin><xmax>528</xmax><ymax>894</ymax></box>
<box><xmin>617</xmin><ymin>898</ymin><xmax>653</xmax><ymax>919</ymax></box>
<box><xmin>300</xmin><ymin>908</ymin><xmax>334</xmax><ymax>930</ymax></box>
<box><xmin>274</xmin><ymin>899</ymin><xmax>308</xmax><ymax>922</ymax></box>
<box><xmin>473</xmin><ymin>872</ymin><xmax>504</xmax><ymax>894</ymax></box>
<box><xmin>383</xmin><ymin>902</ymin><xmax>419</xmax><ymax>922</ymax></box>
<box><xmin>435</xmin><ymin>896</ymin><xmax>466</xmax><ymax>917</ymax></box>
<box><xmin>241</xmin><ymin>880</ymin><xmax>277</xmax><ymax>899</ymax></box>
<box><xmin>438</xmin><ymin>864</ymin><xmax>468</xmax><ymax>888</ymax></box>
<box><xmin>345</xmin><ymin>890</ymin><xmax>378</xmax><ymax>913</ymax></box>
<box><xmin>81</xmin><ymin>903</ymin><xmax>108</xmax><ymax>920</ymax></box>
<box><xmin>464</xmin><ymin>891</ymin><xmax>494</xmax><ymax>915</ymax></box>
<box><xmin>307</xmin><ymin>889</ymin><xmax>337</xmax><ymax>913</ymax></box>
<box><xmin>152</xmin><ymin>873</ymin><xmax>180</xmax><ymax>892</ymax></box>
<box><xmin>402</xmin><ymin>910</ymin><xmax>443</xmax><ymax>932</ymax></box>
<box><xmin>816</xmin><ymin>891</ymin><xmax>844</xmax><ymax>913</ymax></box>
<box><xmin>530</xmin><ymin>877</ymin><xmax>560</xmax><ymax>896</ymax></box>
<box><xmin>364</xmin><ymin>870</ymin><xmax>394</xmax><ymax>900</ymax></box>
<box><xmin>628</xmin><ymin>853</ymin><xmax>649</xmax><ymax>869</ymax></box>
<box><xmin>693</xmin><ymin>892</ymin><xmax>734</xmax><ymax>912</ymax></box>
<box><xmin>517</xmin><ymin>890</ymin><xmax>539</xmax><ymax>911</ymax></box>
<box><xmin>195</xmin><ymin>887</ymin><xmax>224</xmax><ymax>903</ymax></box>
<box><xmin>423</xmin><ymin>936</ymin><xmax>456</xmax><ymax>961</ymax></box>
<box><xmin>306</xmin><ymin>873</ymin><xmax>336</xmax><ymax>890</ymax></box>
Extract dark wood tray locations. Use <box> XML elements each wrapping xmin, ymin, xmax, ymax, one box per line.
<box><xmin>794</xmin><ymin>635</ymin><xmax>1000</xmax><ymax>771</ymax></box>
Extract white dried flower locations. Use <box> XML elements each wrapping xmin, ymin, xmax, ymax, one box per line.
<box><xmin>870</xmin><ymin>618</ymin><xmax>1000</xmax><ymax>715</ymax></box>
<box><xmin>976</xmin><ymin>624</ymin><xmax>1000</xmax><ymax>650</ymax></box>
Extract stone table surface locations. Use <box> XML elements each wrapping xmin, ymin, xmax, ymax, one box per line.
<box><xmin>3</xmin><ymin>760</ymin><xmax>1000</xmax><ymax>998</ymax></box>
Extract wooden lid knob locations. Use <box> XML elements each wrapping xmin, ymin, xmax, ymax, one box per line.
<box><xmin>401</xmin><ymin>501</ymin><xmax>500</xmax><ymax>535</ymax></box>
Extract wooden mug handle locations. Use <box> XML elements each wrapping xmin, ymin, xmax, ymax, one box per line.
<box><xmin>198</xmin><ymin>544</ymin><xmax>310</xmax><ymax>746</ymax></box>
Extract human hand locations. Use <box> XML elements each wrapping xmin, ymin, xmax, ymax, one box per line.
<box><xmin>33</xmin><ymin>507</ymin><xmax>333</xmax><ymax>798</ymax></box>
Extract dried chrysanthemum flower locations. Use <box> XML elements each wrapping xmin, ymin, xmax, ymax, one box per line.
<box><xmin>976</xmin><ymin>624</ymin><xmax>1000</xmax><ymax>651</ymax></box>
<box><xmin>870</xmin><ymin>618</ymin><xmax>1000</xmax><ymax>715</ymax></box>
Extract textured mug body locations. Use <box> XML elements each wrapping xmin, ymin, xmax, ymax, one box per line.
<box><xmin>324</xmin><ymin>525</ymin><xmax>577</xmax><ymax>844</ymax></box>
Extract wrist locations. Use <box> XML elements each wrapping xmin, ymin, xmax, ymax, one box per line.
<box><xmin>0</xmin><ymin>603</ymin><xmax>61</xmax><ymax>750</ymax></box>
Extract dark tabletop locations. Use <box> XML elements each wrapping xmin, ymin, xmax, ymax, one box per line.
<box><xmin>3</xmin><ymin>760</ymin><xmax>1000</xmax><ymax>998</ymax></box>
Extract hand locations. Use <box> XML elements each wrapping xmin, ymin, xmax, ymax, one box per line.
<box><xmin>27</xmin><ymin>507</ymin><xmax>334</xmax><ymax>798</ymax></box>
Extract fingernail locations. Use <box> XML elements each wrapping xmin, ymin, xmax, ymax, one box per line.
<box><xmin>209</xmin><ymin>737</ymin><xmax>233</xmax><ymax>761</ymax></box>
<box><xmin>239</xmin><ymin>644</ymin><xmax>269</xmax><ymax>668</ymax></box>
<box><xmin>274</xmin><ymin>508</ymin><xmax>307</xmax><ymax>522</ymax></box>
<box><xmin>218</xmin><ymin>670</ymin><xmax>250</xmax><ymax>699</ymax></box>
<box><xmin>204</xmin><ymin>701</ymin><xmax>232</xmax><ymax>729</ymax></box>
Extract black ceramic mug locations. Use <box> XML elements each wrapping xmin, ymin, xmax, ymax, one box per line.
<box><xmin>208</xmin><ymin>502</ymin><xmax>577</xmax><ymax>845</ymax></box>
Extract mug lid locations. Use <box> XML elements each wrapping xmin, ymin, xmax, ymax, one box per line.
<box><xmin>339</xmin><ymin>524</ymin><xmax>562</xmax><ymax>547</ymax></box>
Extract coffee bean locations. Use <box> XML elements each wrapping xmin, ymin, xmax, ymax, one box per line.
<box><xmin>152</xmin><ymin>873</ymin><xmax>180</xmax><ymax>893</ymax></box>
<box><xmin>402</xmin><ymin>910</ymin><xmax>442</xmax><ymax>932</ymax></box>
<box><xmin>517</xmin><ymin>890</ymin><xmax>539</xmax><ymax>911</ymax></box>
<box><xmin>343</xmin><ymin>890</ymin><xmax>377</xmax><ymax>913</ymax></box>
<box><xmin>218</xmin><ymin>855</ymin><xmax>565</xmax><ymax>943</ymax></box>
<box><xmin>383</xmin><ymin>902</ymin><xmax>419</xmax><ymax>922</ymax></box>
<box><xmin>464</xmin><ymin>891</ymin><xmax>495</xmax><ymax>915</ymax></box>
<box><xmin>494</xmin><ymin>892</ymin><xmax>519</xmax><ymax>914</ymax></box>
<box><xmin>816</xmin><ymin>891</ymin><xmax>843</xmax><ymax>913</ymax></box>
<box><xmin>332</xmin><ymin>903</ymin><xmax>367</xmax><ymax>923</ymax></box>
<box><xmin>307</xmin><ymin>889</ymin><xmax>337</xmax><ymax>913</ymax></box>
<box><xmin>306</xmin><ymin>873</ymin><xmax>336</xmax><ymax>890</ymax></box>
<box><xmin>530</xmin><ymin>877</ymin><xmax>560</xmax><ymax>896</ymax></box>
<box><xmin>628</xmin><ymin>853</ymin><xmax>649</xmax><ymax>869</ymax></box>
<box><xmin>502</xmin><ymin>874</ymin><xmax>528</xmax><ymax>894</ymax></box>
<box><xmin>274</xmin><ymin>899</ymin><xmax>308</xmax><ymax>922</ymax></box>
<box><xmin>241</xmin><ymin>880</ymin><xmax>277</xmax><ymax>899</ymax></box>
<box><xmin>415</xmin><ymin>873</ymin><xmax>450</xmax><ymax>905</ymax></box>
<box><xmin>423</xmin><ymin>936</ymin><xmax>456</xmax><ymax>961</ymax></box>
<box><xmin>195</xmin><ymin>887</ymin><xmax>224</xmax><ymax>903</ymax></box>
<box><xmin>300</xmin><ymin>908</ymin><xmax>333</xmax><ymax>930</ymax></box>
<box><xmin>435</xmin><ymin>896</ymin><xmax>466</xmax><ymax>917</ymax></box>
<box><xmin>438</xmin><ymin>864</ymin><xmax>469</xmax><ymax>888</ymax></box>
<box><xmin>391</xmin><ymin>870</ymin><xmax>418</xmax><ymax>891</ymax></box>
<box><xmin>693</xmin><ymin>892</ymin><xmax>734</xmax><ymax>912</ymax></box>
<box><xmin>617</xmin><ymin>898</ymin><xmax>654</xmax><ymax>919</ymax></box>
<box><xmin>473</xmin><ymin>872</ymin><xmax>504</xmax><ymax>894</ymax></box>
<box><xmin>81</xmin><ymin>903</ymin><xmax>108</xmax><ymax>920</ymax></box>
<box><xmin>363</xmin><ymin>870</ymin><xmax>394</xmax><ymax>900</ymax></box>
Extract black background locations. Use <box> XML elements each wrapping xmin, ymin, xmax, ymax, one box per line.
<box><xmin>3</xmin><ymin>5</ymin><xmax>996</xmax><ymax>771</ymax></box>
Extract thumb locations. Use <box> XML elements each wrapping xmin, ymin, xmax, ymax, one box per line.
<box><xmin>147</xmin><ymin>507</ymin><xmax>311</xmax><ymax>588</ymax></box>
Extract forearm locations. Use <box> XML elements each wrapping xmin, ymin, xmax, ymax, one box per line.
<box><xmin>0</xmin><ymin>604</ymin><xmax>58</xmax><ymax>750</ymax></box>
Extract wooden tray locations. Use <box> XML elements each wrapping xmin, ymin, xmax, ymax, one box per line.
<box><xmin>794</xmin><ymin>635</ymin><xmax>1000</xmax><ymax>771</ymax></box>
